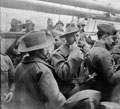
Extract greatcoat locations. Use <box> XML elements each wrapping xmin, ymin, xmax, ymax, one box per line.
<box><xmin>14</xmin><ymin>56</ymin><xmax>66</xmax><ymax>109</ymax></box>
<box><xmin>50</xmin><ymin>43</ymin><xmax>84</xmax><ymax>98</ymax></box>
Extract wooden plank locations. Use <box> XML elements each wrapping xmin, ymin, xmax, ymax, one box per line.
<box><xmin>1</xmin><ymin>32</ymin><xmax>25</xmax><ymax>39</ymax></box>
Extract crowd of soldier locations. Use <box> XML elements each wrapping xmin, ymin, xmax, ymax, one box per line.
<box><xmin>1</xmin><ymin>17</ymin><xmax>120</xmax><ymax>109</ymax></box>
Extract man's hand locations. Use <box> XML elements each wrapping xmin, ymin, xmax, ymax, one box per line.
<box><xmin>4</xmin><ymin>92</ymin><xmax>14</xmax><ymax>102</ymax></box>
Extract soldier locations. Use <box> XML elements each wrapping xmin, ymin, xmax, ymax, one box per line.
<box><xmin>44</xmin><ymin>18</ymin><xmax>55</xmax><ymax>54</ymax></box>
<box><xmin>85</xmin><ymin>23</ymin><xmax>120</xmax><ymax>101</ymax></box>
<box><xmin>77</xmin><ymin>22</ymin><xmax>90</xmax><ymax>54</ymax></box>
<box><xmin>9</xmin><ymin>18</ymin><xmax>23</xmax><ymax>32</ymax></box>
<box><xmin>77</xmin><ymin>22</ymin><xmax>86</xmax><ymax>33</ymax></box>
<box><xmin>50</xmin><ymin>23</ymin><xmax>84</xmax><ymax>98</ymax></box>
<box><xmin>1</xmin><ymin>54</ymin><xmax>15</xmax><ymax>109</ymax></box>
<box><xmin>47</xmin><ymin>18</ymin><xmax>54</xmax><ymax>35</ymax></box>
<box><xmin>6</xmin><ymin>19</ymin><xmax>24</xmax><ymax>66</ymax></box>
<box><xmin>54</xmin><ymin>20</ymin><xmax>64</xmax><ymax>32</ymax></box>
<box><xmin>52</xmin><ymin>30</ymin><xmax>66</xmax><ymax>49</ymax></box>
<box><xmin>24</xmin><ymin>19</ymin><xmax>35</xmax><ymax>33</ymax></box>
<box><xmin>1</xmin><ymin>37</ymin><xmax>15</xmax><ymax>109</ymax></box>
<box><xmin>76</xmin><ymin>32</ymin><xmax>90</xmax><ymax>54</ymax></box>
<box><xmin>13</xmin><ymin>31</ymin><xmax>66</xmax><ymax>109</ymax></box>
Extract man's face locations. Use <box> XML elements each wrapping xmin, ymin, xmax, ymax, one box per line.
<box><xmin>11</xmin><ymin>25</ymin><xmax>22</xmax><ymax>32</ymax></box>
<box><xmin>47</xmin><ymin>21</ymin><xmax>53</xmax><ymax>29</ymax></box>
<box><xmin>26</xmin><ymin>23</ymin><xmax>34</xmax><ymax>31</ymax></box>
<box><xmin>105</xmin><ymin>34</ymin><xmax>118</xmax><ymax>50</ymax></box>
<box><xmin>66</xmin><ymin>33</ymin><xmax>76</xmax><ymax>45</ymax></box>
<box><xmin>56</xmin><ymin>24</ymin><xmax>63</xmax><ymax>30</ymax></box>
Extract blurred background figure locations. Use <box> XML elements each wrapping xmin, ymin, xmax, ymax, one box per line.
<box><xmin>23</xmin><ymin>19</ymin><xmax>35</xmax><ymax>33</ymax></box>
<box><xmin>77</xmin><ymin>22</ymin><xmax>86</xmax><ymax>33</ymax></box>
<box><xmin>9</xmin><ymin>18</ymin><xmax>23</xmax><ymax>32</ymax></box>
<box><xmin>50</xmin><ymin>23</ymin><xmax>84</xmax><ymax>99</ymax></box>
<box><xmin>1</xmin><ymin>37</ymin><xmax>15</xmax><ymax>109</ymax></box>
<box><xmin>86</xmin><ymin>35</ymin><xmax>95</xmax><ymax>48</ymax></box>
<box><xmin>40</xmin><ymin>18</ymin><xmax>55</xmax><ymax>55</ymax></box>
<box><xmin>76</xmin><ymin>22</ymin><xmax>90</xmax><ymax>54</ymax></box>
<box><xmin>47</xmin><ymin>18</ymin><xmax>54</xmax><ymax>35</ymax></box>
<box><xmin>54</xmin><ymin>20</ymin><xmax>64</xmax><ymax>32</ymax></box>
<box><xmin>52</xmin><ymin>30</ymin><xmax>66</xmax><ymax>49</ymax></box>
<box><xmin>75</xmin><ymin>30</ymin><xmax>90</xmax><ymax>54</ymax></box>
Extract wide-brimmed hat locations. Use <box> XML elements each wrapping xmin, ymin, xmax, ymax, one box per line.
<box><xmin>63</xmin><ymin>90</ymin><xmax>101</xmax><ymax>109</ymax></box>
<box><xmin>24</xmin><ymin>19</ymin><xmax>35</xmax><ymax>26</ymax></box>
<box><xmin>97</xmin><ymin>23</ymin><xmax>117</xmax><ymax>35</ymax></box>
<box><xmin>60</xmin><ymin>23</ymin><xmax>79</xmax><ymax>38</ymax></box>
<box><xmin>10</xmin><ymin>18</ymin><xmax>23</xmax><ymax>26</ymax></box>
<box><xmin>55</xmin><ymin>20</ymin><xmax>64</xmax><ymax>26</ymax></box>
<box><xmin>18</xmin><ymin>31</ymin><xmax>55</xmax><ymax>52</ymax></box>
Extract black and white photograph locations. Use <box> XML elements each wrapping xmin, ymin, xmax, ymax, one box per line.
<box><xmin>1</xmin><ymin>0</ymin><xmax>120</xmax><ymax>109</ymax></box>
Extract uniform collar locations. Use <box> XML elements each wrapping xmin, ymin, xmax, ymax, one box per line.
<box><xmin>22</xmin><ymin>56</ymin><xmax>44</xmax><ymax>63</ymax></box>
<box><xmin>93</xmin><ymin>40</ymin><xmax>107</xmax><ymax>50</ymax></box>
<box><xmin>59</xmin><ymin>43</ymin><xmax>70</xmax><ymax>57</ymax></box>
<box><xmin>22</xmin><ymin>56</ymin><xmax>55</xmax><ymax>70</ymax></box>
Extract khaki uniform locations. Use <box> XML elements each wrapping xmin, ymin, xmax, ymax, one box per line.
<box><xmin>86</xmin><ymin>41</ymin><xmax>120</xmax><ymax>101</ymax></box>
<box><xmin>50</xmin><ymin>43</ymin><xmax>84</xmax><ymax>98</ymax></box>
